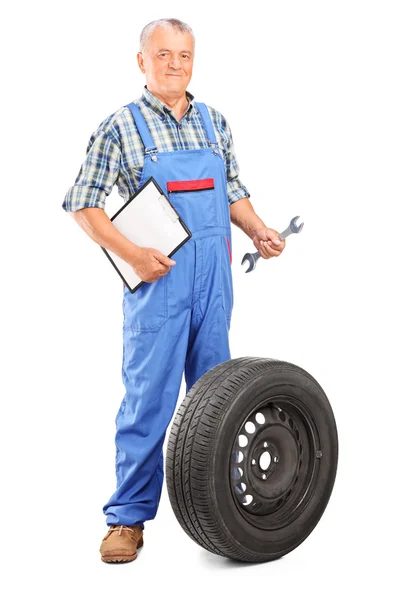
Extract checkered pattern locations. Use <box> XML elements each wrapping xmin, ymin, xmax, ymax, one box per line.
<box><xmin>62</xmin><ymin>86</ymin><xmax>250</xmax><ymax>212</ymax></box>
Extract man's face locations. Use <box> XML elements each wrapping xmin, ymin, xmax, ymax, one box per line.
<box><xmin>138</xmin><ymin>27</ymin><xmax>194</xmax><ymax>97</ymax></box>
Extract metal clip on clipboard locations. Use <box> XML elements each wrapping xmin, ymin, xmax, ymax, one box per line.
<box><xmin>157</xmin><ymin>194</ymin><xmax>179</xmax><ymax>223</ymax></box>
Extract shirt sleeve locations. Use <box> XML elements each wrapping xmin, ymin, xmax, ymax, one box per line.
<box><xmin>219</xmin><ymin>113</ymin><xmax>251</xmax><ymax>205</ymax></box>
<box><xmin>62</xmin><ymin>124</ymin><xmax>121</xmax><ymax>212</ymax></box>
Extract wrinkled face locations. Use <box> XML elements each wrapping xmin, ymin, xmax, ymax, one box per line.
<box><xmin>138</xmin><ymin>26</ymin><xmax>194</xmax><ymax>96</ymax></box>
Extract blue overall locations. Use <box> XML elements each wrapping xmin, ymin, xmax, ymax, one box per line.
<box><xmin>102</xmin><ymin>101</ymin><xmax>234</xmax><ymax>528</ymax></box>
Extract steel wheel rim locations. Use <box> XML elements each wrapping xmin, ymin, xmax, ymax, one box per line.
<box><xmin>229</xmin><ymin>394</ymin><xmax>323</xmax><ymax>530</ymax></box>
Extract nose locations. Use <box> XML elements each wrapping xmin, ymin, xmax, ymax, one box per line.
<box><xmin>168</xmin><ymin>57</ymin><xmax>183</xmax><ymax>70</ymax></box>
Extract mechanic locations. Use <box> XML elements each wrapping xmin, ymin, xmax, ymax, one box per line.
<box><xmin>62</xmin><ymin>17</ymin><xmax>286</xmax><ymax>563</ymax></box>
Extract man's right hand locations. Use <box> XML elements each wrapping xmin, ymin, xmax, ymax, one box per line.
<box><xmin>130</xmin><ymin>247</ymin><xmax>176</xmax><ymax>283</ymax></box>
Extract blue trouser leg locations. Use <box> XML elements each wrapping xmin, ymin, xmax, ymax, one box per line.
<box><xmin>185</xmin><ymin>301</ymin><xmax>231</xmax><ymax>393</ymax></box>
<box><xmin>185</xmin><ymin>235</ymin><xmax>232</xmax><ymax>392</ymax></box>
<box><xmin>103</xmin><ymin>307</ymin><xmax>192</xmax><ymax>526</ymax></box>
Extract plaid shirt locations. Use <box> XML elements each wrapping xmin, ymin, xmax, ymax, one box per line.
<box><xmin>62</xmin><ymin>85</ymin><xmax>250</xmax><ymax>212</ymax></box>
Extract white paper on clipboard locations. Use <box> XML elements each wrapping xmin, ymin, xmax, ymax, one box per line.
<box><xmin>102</xmin><ymin>177</ymin><xmax>191</xmax><ymax>293</ymax></box>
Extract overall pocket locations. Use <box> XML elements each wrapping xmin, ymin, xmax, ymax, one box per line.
<box><xmin>167</xmin><ymin>178</ymin><xmax>218</xmax><ymax>230</ymax></box>
<box><xmin>123</xmin><ymin>274</ymin><xmax>168</xmax><ymax>332</ymax></box>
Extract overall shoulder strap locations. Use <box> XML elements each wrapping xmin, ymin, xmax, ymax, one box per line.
<box><xmin>125</xmin><ymin>102</ymin><xmax>156</xmax><ymax>151</ymax></box>
<box><xmin>194</xmin><ymin>102</ymin><xmax>217</xmax><ymax>145</ymax></box>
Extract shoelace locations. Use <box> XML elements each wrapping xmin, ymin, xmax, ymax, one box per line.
<box><xmin>104</xmin><ymin>525</ymin><xmax>137</xmax><ymax>540</ymax></box>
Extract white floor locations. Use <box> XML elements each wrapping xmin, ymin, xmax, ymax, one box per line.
<box><xmin>9</xmin><ymin>474</ymin><xmax>393</xmax><ymax>600</ymax></box>
<box><xmin>5</xmin><ymin>377</ymin><xmax>396</xmax><ymax>600</ymax></box>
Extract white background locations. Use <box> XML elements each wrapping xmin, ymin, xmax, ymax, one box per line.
<box><xmin>1</xmin><ymin>0</ymin><xmax>399</xmax><ymax>598</ymax></box>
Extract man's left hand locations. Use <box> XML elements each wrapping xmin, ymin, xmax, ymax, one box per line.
<box><xmin>253</xmin><ymin>227</ymin><xmax>286</xmax><ymax>259</ymax></box>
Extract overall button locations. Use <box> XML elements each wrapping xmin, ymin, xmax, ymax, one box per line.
<box><xmin>151</xmin><ymin>155</ymin><xmax>158</xmax><ymax>162</ymax></box>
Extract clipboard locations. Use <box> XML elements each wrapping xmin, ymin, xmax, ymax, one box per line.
<box><xmin>101</xmin><ymin>176</ymin><xmax>192</xmax><ymax>293</ymax></box>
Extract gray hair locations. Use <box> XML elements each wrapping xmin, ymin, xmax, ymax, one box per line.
<box><xmin>139</xmin><ymin>18</ymin><xmax>195</xmax><ymax>53</ymax></box>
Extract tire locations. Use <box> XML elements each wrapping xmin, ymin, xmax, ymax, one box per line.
<box><xmin>166</xmin><ymin>357</ymin><xmax>338</xmax><ymax>563</ymax></box>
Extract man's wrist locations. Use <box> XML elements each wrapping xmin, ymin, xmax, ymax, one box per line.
<box><xmin>125</xmin><ymin>243</ymin><xmax>141</xmax><ymax>264</ymax></box>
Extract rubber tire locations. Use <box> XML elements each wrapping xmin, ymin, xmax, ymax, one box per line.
<box><xmin>166</xmin><ymin>357</ymin><xmax>338</xmax><ymax>563</ymax></box>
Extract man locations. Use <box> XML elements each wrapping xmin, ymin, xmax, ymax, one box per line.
<box><xmin>62</xmin><ymin>18</ymin><xmax>285</xmax><ymax>563</ymax></box>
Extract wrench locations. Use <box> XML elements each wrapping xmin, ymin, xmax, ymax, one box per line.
<box><xmin>241</xmin><ymin>216</ymin><xmax>304</xmax><ymax>273</ymax></box>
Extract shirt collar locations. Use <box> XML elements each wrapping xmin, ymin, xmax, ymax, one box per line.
<box><xmin>141</xmin><ymin>85</ymin><xmax>197</xmax><ymax>121</ymax></box>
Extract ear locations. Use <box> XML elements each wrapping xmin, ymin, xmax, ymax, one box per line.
<box><xmin>137</xmin><ymin>52</ymin><xmax>145</xmax><ymax>73</ymax></box>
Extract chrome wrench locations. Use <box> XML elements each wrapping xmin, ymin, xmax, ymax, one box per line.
<box><xmin>241</xmin><ymin>216</ymin><xmax>304</xmax><ymax>273</ymax></box>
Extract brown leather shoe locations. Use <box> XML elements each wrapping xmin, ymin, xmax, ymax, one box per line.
<box><xmin>100</xmin><ymin>525</ymin><xmax>144</xmax><ymax>563</ymax></box>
